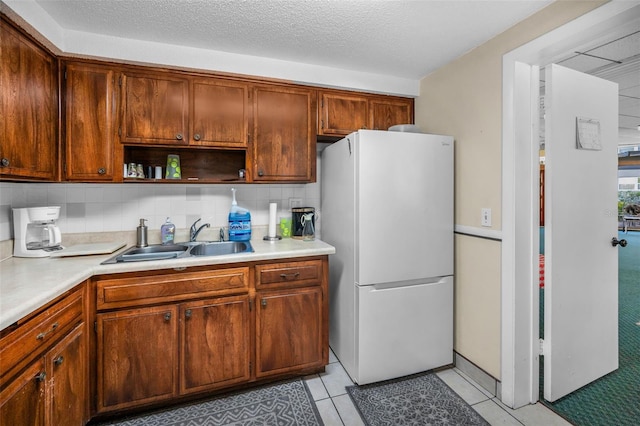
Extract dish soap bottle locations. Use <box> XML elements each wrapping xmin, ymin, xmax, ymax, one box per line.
<box><xmin>160</xmin><ymin>217</ymin><xmax>175</xmax><ymax>245</ymax></box>
<box><xmin>228</xmin><ymin>188</ymin><xmax>251</xmax><ymax>241</ymax></box>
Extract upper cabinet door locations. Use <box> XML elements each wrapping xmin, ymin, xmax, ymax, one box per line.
<box><xmin>64</xmin><ymin>63</ymin><xmax>118</xmax><ymax>181</ymax></box>
<box><xmin>121</xmin><ymin>72</ymin><xmax>188</xmax><ymax>145</ymax></box>
<box><xmin>369</xmin><ymin>97</ymin><xmax>414</xmax><ymax>131</ymax></box>
<box><xmin>0</xmin><ymin>21</ymin><xmax>57</xmax><ymax>181</ymax></box>
<box><xmin>191</xmin><ymin>79</ymin><xmax>249</xmax><ymax>148</ymax></box>
<box><xmin>252</xmin><ymin>85</ymin><xmax>316</xmax><ymax>182</ymax></box>
<box><xmin>318</xmin><ymin>92</ymin><xmax>368</xmax><ymax>137</ymax></box>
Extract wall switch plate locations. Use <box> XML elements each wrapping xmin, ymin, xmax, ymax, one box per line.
<box><xmin>481</xmin><ymin>208</ymin><xmax>492</xmax><ymax>227</ymax></box>
<box><xmin>289</xmin><ymin>198</ymin><xmax>303</xmax><ymax>209</ymax></box>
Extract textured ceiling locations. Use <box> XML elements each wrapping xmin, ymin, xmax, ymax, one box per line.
<box><xmin>33</xmin><ymin>0</ymin><xmax>552</xmax><ymax>80</ymax></box>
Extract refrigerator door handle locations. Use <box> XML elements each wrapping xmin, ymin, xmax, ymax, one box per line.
<box><xmin>347</xmin><ymin>137</ymin><xmax>352</xmax><ymax>156</ymax></box>
<box><xmin>366</xmin><ymin>276</ymin><xmax>451</xmax><ymax>291</ymax></box>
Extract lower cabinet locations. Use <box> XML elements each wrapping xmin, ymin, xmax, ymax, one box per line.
<box><xmin>255</xmin><ymin>259</ymin><xmax>327</xmax><ymax>378</ymax></box>
<box><xmin>256</xmin><ymin>287</ymin><xmax>324</xmax><ymax>378</ymax></box>
<box><xmin>46</xmin><ymin>324</ymin><xmax>87</xmax><ymax>426</ymax></box>
<box><xmin>180</xmin><ymin>296</ymin><xmax>251</xmax><ymax>395</ymax></box>
<box><xmin>0</xmin><ymin>361</ymin><xmax>46</xmax><ymax>426</ymax></box>
<box><xmin>0</xmin><ymin>286</ymin><xmax>88</xmax><ymax>426</ymax></box>
<box><xmin>95</xmin><ymin>295</ymin><xmax>252</xmax><ymax>412</ymax></box>
<box><xmin>97</xmin><ymin>305</ymin><xmax>178</xmax><ymax>411</ymax></box>
<box><xmin>93</xmin><ymin>257</ymin><xmax>328</xmax><ymax>417</ymax></box>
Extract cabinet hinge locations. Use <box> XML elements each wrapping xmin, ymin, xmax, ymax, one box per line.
<box><xmin>320</xmin><ymin>99</ymin><xmax>324</xmax><ymax>108</ymax></box>
<box><xmin>249</xmin><ymin>361</ymin><xmax>252</xmax><ymax>375</ymax></box>
<box><xmin>320</xmin><ymin>120</ymin><xmax>324</xmax><ymax>130</ymax></box>
<box><xmin>249</xmin><ymin>299</ymin><xmax>253</xmax><ymax>311</ymax></box>
<box><xmin>118</xmin><ymin>127</ymin><xmax>122</xmax><ymax>137</ymax></box>
<box><xmin>118</xmin><ymin>76</ymin><xmax>122</xmax><ymax>87</ymax></box>
<box><xmin>64</xmin><ymin>70</ymin><xmax>67</xmax><ymax>80</ymax></box>
<box><xmin>94</xmin><ymin>321</ymin><xmax>97</xmax><ymax>333</ymax></box>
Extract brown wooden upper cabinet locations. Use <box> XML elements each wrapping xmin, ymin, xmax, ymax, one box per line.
<box><xmin>252</xmin><ymin>85</ymin><xmax>316</xmax><ymax>182</ymax></box>
<box><xmin>121</xmin><ymin>71</ymin><xmax>249</xmax><ymax>148</ymax></box>
<box><xmin>369</xmin><ymin>97</ymin><xmax>414</xmax><ymax>131</ymax></box>
<box><xmin>64</xmin><ymin>62</ymin><xmax>119</xmax><ymax>181</ymax></box>
<box><xmin>318</xmin><ymin>92</ymin><xmax>368</xmax><ymax>137</ymax></box>
<box><xmin>0</xmin><ymin>19</ymin><xmax>57</xmax><ymax>181</ymax></box>
<box><xmin>191</xmin><ymin>79</ymin><xmax>249</xmax><ymax>148</ymax></box>
<box><xmin>121</xmin><ymin>72</ymin><xmax>189</xmax><ymax>145</ymax></box>
<box><xmin>317</xmin><ymin>90</ymin><xmax>414</xmax><ymax>137</ymax></box>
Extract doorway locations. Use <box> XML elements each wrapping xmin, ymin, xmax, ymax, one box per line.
<box><xmin>500</xmin><ymin>1</ymin><xmax>640</xmax><ymax>410</ymax></box>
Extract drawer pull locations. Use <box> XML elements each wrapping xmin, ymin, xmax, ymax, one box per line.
<box><xmin>164</xmin><ymin>312</ymin><xmax>171</xmax><ymax>322</ymax></box>
<box><xmin>279</xmin><ymin>272</ymin><xmax>300</xmax><ymax>280</ymax></box>
<box><xmin>53</xmin><ymin>356</ymin><xmax>64</xmax><ymax>366</ymax></box>
<box><xmin>35</xmin><ymin>371</ymin><xmax>46</xmax><ymax>382</ymax></box>
<box><xmin>185</xmin><ymin>309</ymin><xmax>192</xmax><ymax>319</ymax></box>
<box><xmin>36</xmin><ymin>322</ymin><xmax>59</xmax><ymax>340</ymax></box>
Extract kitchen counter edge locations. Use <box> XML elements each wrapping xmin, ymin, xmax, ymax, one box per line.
<box><xmin>0</xmin><ymin>238</ymin><xmax>335</xmax><ymax>330</ymax></box>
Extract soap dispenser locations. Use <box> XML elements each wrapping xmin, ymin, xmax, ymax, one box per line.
<box><xmin>160</xmin><ymin>217</ymin><xmax>176</xmax><ymax>245</ymax></box>
<box><xmin>136</xmin><ymin>219</ymin><xmax>148</xmax><ymax>247</ymax></box>
<box><xmin>228</xmin><ymin>188</ymin><xmax>251</xmax><ymax>242</ymax></box>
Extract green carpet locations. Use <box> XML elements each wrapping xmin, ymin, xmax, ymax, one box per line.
<box><xmin>542</xmin><ymin>231</ymin><xmax>640</xmax><ymax>426</ymax></box>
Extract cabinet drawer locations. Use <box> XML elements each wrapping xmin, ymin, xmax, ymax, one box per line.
<box><xmin>255</xmin><ymin>260</ymin><xmax>322</xmax><ymax>289</ymax></box>
<box><xmin>0</xmin><ymin>287</ymin><xmax>84</xmax><ymax>379</ymax></box>
<box><xmin>96</xmin><ymin>267</ymin><xmax>250</xmax><ymax>310</ymax></box>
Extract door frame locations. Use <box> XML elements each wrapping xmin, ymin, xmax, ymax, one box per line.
<box><xmin>500</xmin><ymin>1</ymin><xmax>640</xmax><ymax>409</ymax></box>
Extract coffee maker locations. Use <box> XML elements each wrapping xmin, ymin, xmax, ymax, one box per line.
<box><xmin>13</xmin><ymin>206</ymin><xmax>63</xmax><ymax>257</ymax></box>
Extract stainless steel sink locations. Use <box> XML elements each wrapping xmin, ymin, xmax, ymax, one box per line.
<box><xmin>189</xmin><ymin>241</ymin><xmax>252</xmax><ymax>257</ymax></box>
<box><xmin>101</xmin><ymin>241</ymin><xmax>253</xmax><ymax>264</ymax></box>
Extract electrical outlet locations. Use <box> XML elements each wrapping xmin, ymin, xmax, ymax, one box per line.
<box><xmin>481</xmin><ymin>208</ymin><xmax>492</xmax><ymax>227</ymax></box>
<box><xmin>289</xmin><ymin>198</ymin><xmax>303</xmax><ymax>209</ymax></box>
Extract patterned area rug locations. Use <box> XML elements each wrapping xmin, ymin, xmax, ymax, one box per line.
<box><xmin>347</xmin><ymin>372</ymin><xmax>489</xmax><ymax>426</ymax></box>
<box><xmin>96</xmin><ymin>379</ymin><xmax>323</xmax><ymax>426</ymax></box>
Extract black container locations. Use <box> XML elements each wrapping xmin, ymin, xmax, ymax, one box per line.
<box><xmin>291</xmin><ymin>207</ymin><xmax>315</xmax><ymax>239</ymax></box>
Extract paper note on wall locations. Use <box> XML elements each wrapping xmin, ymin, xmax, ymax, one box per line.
<box><xmin>576</xmin><ymin>117</ymin><xmax>602</xmax><ymax>151</ymax></box>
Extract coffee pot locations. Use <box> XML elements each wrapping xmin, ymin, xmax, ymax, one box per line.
<box><xmin>301</xmin><ymin>212</ymin><xmax>315</xmax><ymax>241</ymax></box>
<box><xmin>13</xmin><ymin>206</ymin><xmax>63</xmax><ymax>257</ymax></box>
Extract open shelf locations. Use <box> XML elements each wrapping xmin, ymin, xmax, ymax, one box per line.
<box><xmin>124</xmin><ymin>146</ymin><xmax>247</xmax><ymax>183</ymax></box>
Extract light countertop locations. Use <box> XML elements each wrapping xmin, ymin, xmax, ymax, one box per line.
<box><xmin>0</xmin><ymin>238</ymin><xmax>335</xmax><ymax>330</ymax></box>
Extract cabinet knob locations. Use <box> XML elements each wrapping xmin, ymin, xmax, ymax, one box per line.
<box><xmin>98</xmin><ymin>168</ymin><xmax>106</xmax><ymax>175</ymax></box>
<box><xmin>176</xmin><ymin>133</ymin><xmax>183</xmax><ymax>141</ymax></box>
<box><xmin>193</xmin><ymin>134</ymin><xmax>201</xmax><ymax>141</ymax></box>
<box><xmin>261</xmin><ymin>299</ymin><xmax>267</xmax><ymax>307</ymax></box>
<box><xmin>0</xmin><ymin>158</ymin><xmax>9</xmax><ymax>167</ymax></box>
<box><xmin>258</xmin><ymin>170</ymin><xmax>264</xmax><ymax>177</ymax></box>
<box><xmin>185</xmin><ymin>309</ymin><xmax>192</xmax><ymax>319</ymax></box>
<box><xmin>53</xmin><ymin>355</ymin><xmax>64</xmax><ymax>366</ymax></box>
<box><xmin>35</xmin><ymin>371</ymin><xmax>46</xmax><ymax>382</ymax></box>
<box><xmin>164</xmin><ymin>312</ymin><xmax>171</xmax><ymax>321</ymax></box>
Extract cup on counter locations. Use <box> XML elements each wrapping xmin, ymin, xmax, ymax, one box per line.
<box><xmin>279</xmin><ymin>217</ymin><xmax>292</xmax><ymax>238</ymax></box>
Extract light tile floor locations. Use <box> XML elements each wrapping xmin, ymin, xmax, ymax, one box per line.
<box><xmin>304</xmin><ymin>349</ymin><xmax>573</xmax><ymax>426</ymax></box>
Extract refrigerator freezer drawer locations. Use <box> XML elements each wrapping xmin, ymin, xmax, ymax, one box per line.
<box><xmin>354</xmin><ymin>276</ymin><xmax>453</xmax><ymax>385</ymax></box>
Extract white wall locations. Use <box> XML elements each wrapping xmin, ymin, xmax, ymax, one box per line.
<box><xmin>415</xmin><ymin>0</ymin><xmax>606</xmax><ymax>380</ymax></box>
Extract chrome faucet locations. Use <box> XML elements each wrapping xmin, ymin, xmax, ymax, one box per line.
<box><xmin>219</xmin><ymin>228</ymin><xmax>225</xmax><ymax>242</ymax></box>
<box><xmin>189</xmin><ymin>218</ymin><xmax>210</xmax><ymax>242</ymax></box>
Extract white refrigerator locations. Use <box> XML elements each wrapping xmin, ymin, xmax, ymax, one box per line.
<box><xmin>321</xmin><ymin>129</ymin><xmax>454</xmax><ymax>385</ymax></box>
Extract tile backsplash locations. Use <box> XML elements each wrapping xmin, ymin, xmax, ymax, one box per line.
<box><xmin>0</xmin><ymin>181</ymin><xmax>320</xmax><ymax>241</ymax></box>
<box><xmin>0</xmin><ymin>144</ymin><xmax>330</xmax><ymax>244</ymax></box>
